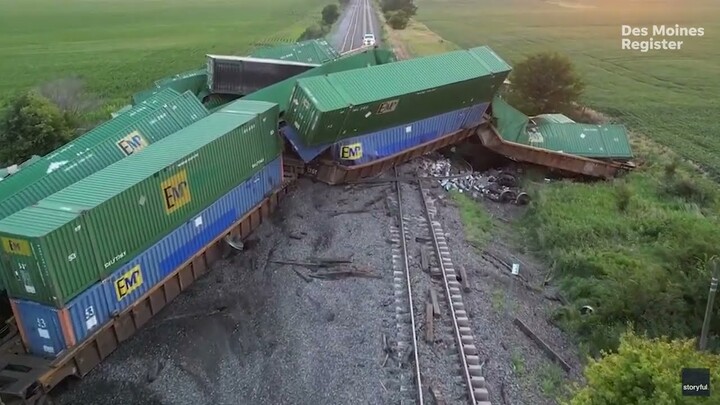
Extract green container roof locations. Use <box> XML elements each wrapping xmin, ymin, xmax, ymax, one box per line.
<box><xmin>297</xmin><ymin>46</ymin><xmax>511</xmax><ymax>111</ymax></box>
<box><xmin>492</xmin><ymin>97</ymin><xmax>632</xmax><ymax>160</ymax></box>
<box><xmin>533</xmin><ymin>114</ymin><xmax>575</xmax><ymax>125</ymax></box>
<box><xmin>527</xmin><ymin>123</ymin><xmax>633</xmax><ymax>159</ymax></box>
<box><xmin>0</xmin><ymin>101</ymin><xmax>276</xmax><ymax>236</ymax></box>
<box><xmin>250</xmin><ymin>39</ymin><xmax>340</xmax><ymax>64</ymax></box>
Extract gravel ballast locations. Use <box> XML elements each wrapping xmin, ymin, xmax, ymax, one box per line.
<box><xmin>54</xmin><ymin>157</ymin><xmax>582</xmax><ymax>405</ymax></box>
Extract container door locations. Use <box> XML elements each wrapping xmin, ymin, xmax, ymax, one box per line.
<box><xmin>0</xmin><ymin>238</ymin><xmax>48</xmax><ymax>302</ymax></box>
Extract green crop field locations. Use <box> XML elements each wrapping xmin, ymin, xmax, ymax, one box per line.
<box><xmin>403</xmin><ymin>0</ymin><xmax>720</xmax><ymax>355</ymax></box>
<box><xmin>0</xmin><ymin>0</ymin><xmax>329</xmax><ymax>111</ymax></box>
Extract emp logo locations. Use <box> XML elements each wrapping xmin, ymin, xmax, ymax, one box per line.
<box><xmin>114</xmin><ymin>265</ymin><xmax>143</xmax><ymax>301</ymax></box>
<box><xmin>116</xmin><ymin>131</ymin><xmax>149</xmax><ymax>156</ymax></box>
<box><xmin>161</xmin><ymin>170</ymin><xmax>191</xmax><ymax>214</ymax></box>
<box><xmin>340</xmin><ymin>143</ymin><xmax>362</xmax><ymax>160</ymax></box>
<box><xmin>1</xmin><ymin>237</ymin><xmax>31</xmax><ymax>256</ymax></box>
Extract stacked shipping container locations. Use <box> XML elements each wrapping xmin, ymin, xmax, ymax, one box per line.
<box><xmin>0</xmin><ymin>100</ymin><xmax>283</xmax><ymax>357</ymax></box>
<box><xmin>0</xmin><ymin>89</ymin><xmax>206</xmax><ymax>292</ymax></box>
<box><xmin>282</xmin><ymin>46</ymin><xmax>511</xmax><ymax>164</ymax></box>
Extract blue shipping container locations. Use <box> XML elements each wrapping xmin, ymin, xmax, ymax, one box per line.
<box><xmin>12</xmin><ymin>157</ymin><xmax>283</xmax><ymax>358</ymax></box>
<box><xmin>282</xmin><ymin>103</ymin><xmax>489</xmax><ymax>164</ymax></box>
<box><xmin>10</xmin><ymin>282</ymin><xmax>110</xmax><ymax>357</ymax></box>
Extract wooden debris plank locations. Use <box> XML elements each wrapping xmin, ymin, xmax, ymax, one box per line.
<box><xmin>425</xmin><ymin>302</ymin><xmax>434</xmax><ymax>343</ymax></box>
<box><xmin>513</xmin><ymin>318</ymin><xmax>571</xmax><ymax>372</ymax></box>
<box><xmin>429</xmin><ymin>289</ymin><xmax>440</xmax><ymax>318</ymax></box>
<box><xmin>458</xmin><ymin>264</ymin><xmax>471</xmax><ymax>292</ymax></box>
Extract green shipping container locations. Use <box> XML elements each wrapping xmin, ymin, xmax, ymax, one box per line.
<box><xmin>285</xmin><ymin>46</ymin><xmax>511</xmax><ymax>146</ymax></box>
<box><xmin>244</xmin><ymin>48</ymin><xmax>397</xmax><ymax>113</ymax></box>
<box><xmin>0</xmin><ymin>89</ymin><xmax>182</xmax><ymax>209</ymax></box>
<box><xmin>132</xmin><ymin>69</ymin><xmax>206</xmax><ymax>105</ymax></box>
<box><xmin>0</xmin><ymin>100</ymin><xmax>281</xmax><ymax>306</ymax></box>
<box><xmin>0</xmin><ymin>91</ymin><xmax>208</xmax><ymax>220</ymax></box>
<box><xmin>250</xmin><ymin>39</ymin><xmax>340</xmax><ymax>64</ymax></box>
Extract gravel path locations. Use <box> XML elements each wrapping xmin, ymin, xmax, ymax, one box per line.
<box><xmin>53</xmin><ymin>156</ymin><xmax>583</xmax><ymax>405</ymax></box>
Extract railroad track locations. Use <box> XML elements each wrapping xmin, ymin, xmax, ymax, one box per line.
<box><xmin>389</xmin><ymin>166</ymin><xmax>490</xmax><ymax>404</ymax></box>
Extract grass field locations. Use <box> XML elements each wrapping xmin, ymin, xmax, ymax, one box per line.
<box><xmin>402</xmin><ymin>0</ymin><xmax>720</xmax><ymax>354</ymax></box>
<box><xmin>0</xmin><ymin>0</ymin><xmax>329</xmax><ymax>112</ymax></box>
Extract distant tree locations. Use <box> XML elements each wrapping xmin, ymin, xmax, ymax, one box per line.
<box><xmin>565</xmin><ymin>331</ymin><xmax>720</xmax><ymax>405</ymax></box>
<box><xmin>298</xmin><ymin>23</ymin><xmax>328</xmax><ymax>41</ymax></box>
<box><xmin>381</xmin><ymin>0</ymin><xmax>417</xmax><ymax>17</ymax></box>
<box><xmin>387</xmin><ymin>10</ymin><xmax>410</xmax><ymax>30</ymax></box>
<box><xmin>321</xmin><ymin>4</ymin><xmax>340</xmax><ymax>26</ymax></box>
<box><xmin>508</xmin><ymin>52</ymin><xmax>585</xmax><ymax>115</ymax></box>
<box><xmin>0</xmin><ymin>91</ymin><xmax>72</xmax><ymax>165</ymax></box>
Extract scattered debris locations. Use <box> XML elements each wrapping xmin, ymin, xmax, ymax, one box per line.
<box><xmin>416</xmin><ymin>157</ymin><xmax>528</xmax><ymax>205</ymax></box>
<box><xmin>330</xmin><ymin>209</ymin><xmax>371</xmax><ymax>216</ymax></box>
<box><xmin>429</xmin><ymin>289</ymin><xmax>440</xmax><ymax>317</ymax></box>
<box><xmin>580</xmin><ymin>305</ymin><xmax>594</xmax><ymax>315</ymax></box>
<box><xmin>292</xmin><ymin>267</ymin><xmax>313</xmax><ymax>283</ymax></box>
<box><xmin>308</xmin><ymin>266</ymin><xmax>381</xmax><ymax>280</ymax></box>
<box><xmin>513</xmin><ymin>318</ymin><xmax>571</xmax><ymax>372</ymax></box>
<box><xmin>457</xmin><ymin>264</ymin><xmax>471</xmax><ymax>292</ymax></box>
<box><xmin>224</xmin><ymin>235</ymin><xmax>244</xmax><ymax>251</ymax></box>
<box><xmin>425</xmin><ymin>302</ymin><xmax>434</xmax><ymax>343</ymax></box>
<box><xmin>146</xmin><ymin>358</ymin><xmax>164</xmax><ymax>383</ymax></box>
<box><xmin>419</xmin><ymin>248</ymin><xmax>429</xmax><ymax>272</ymax></box>
<box><xmin>306</xmin><ymin>256</ymin><xmax>354</xmax><ymax>264</ymax></box>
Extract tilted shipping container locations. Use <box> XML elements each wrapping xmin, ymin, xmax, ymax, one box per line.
<box><xmin>132</xmin><ymin>69</ymin><xmax>207</xmax><ymax>106</ymax></box>
<box><xmin>250</xmin><ymin>39</ymin><xmax>340</xmax><ymax>64</ymax></box>
<box><xmin>285</xmin><ymin>46</ymin><xmax>511</xmax><ymax>146</ymax></box>
<box><xmin>282</xmin><ymin>103</ymin><xmax>489</xmax><ymax>163</ymax></box>
<box><xmin>244</xmin><ymin>48</ymin><xmax>397</xmax><ymax>113</ymax></box>
<box><xmin>0</xmin><ymin>88</ymin><xmax>182</xmax><ymax>209</ymax></box>
<box><xmin>0</xmin><ymin>91</ymin><xmax>208</xmax><ymax>220</ymax></box>
<box><xmin>0</xmin><ymin>100</ymin><xmax>281</xmax><ymax>307</ymax></box>
<box><xmin>206</xmin><ymin>55</ymin><xmax>318</xmax><ymax>95</ymax></box>
<box><xmin>11</xmin><ymin>157</ymin><xmax>283</xmax><ymax>358</ymax></box>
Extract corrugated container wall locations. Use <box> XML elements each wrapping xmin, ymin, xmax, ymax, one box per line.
<box><xmin>244</xmin><ymin>48</ymin><xmax>396</xmax><ymax>113</ymax></box>
<box><xmin>206</xmin><ymin>55</ymin><xmax>318</xmax><ymax>95</ymax></box>
<box><xmin>132</xmin><ymin>69</ymin><xmax>207</xmax><ymax>105</ymax></box>
<box><xmin>250</xmin><ymin>39</ymin><xmax>340</xmax><ymax>64</ymax></box>
<box><xmin>285</xmin><ymin>46</ymin><xmax>511</xmax><ymax>146</ymax></box>
<box><xmin>0</xmin><ymin>89</ymin><xmax>181</xmax><ymax>209</ymax></box>
<box><xmin>282</xmin><ymin>103</ymin><xmax>489</xmax><ymax>164</ymax></box>
<box><xmin>0</xmin><ymin>101</ymin><xmax>281</xmax><ymax>307</ymax></box>
<box><xmin>0</xmin><ymin>91</ymin><xmax>208</xmax><ymax>220</ymax></box>
<box><xmin>11</xmin><ymin>157</ymin><xmax>283</xmax><ymax>358</ymax></box>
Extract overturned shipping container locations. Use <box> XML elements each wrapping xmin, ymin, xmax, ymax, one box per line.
<box><xmin>284</xmin><ymin>46</ymin><xmax>511</xmax><ymax>146</ymax></box>
<box><xmin>283</xmin><ymin>102</ymin><xmax>489</xmax><ymax>164</ymax></box>
<box><xmin>207</xmin><ymin>55</ymin><xmax>319</xmax><ymax>95</ymax></box>
<box><xmin>244</xmin><ymin>48</ymin><xmax>397</xmax><ymax>113</ymax></box>
<box><xmin>0</xmin><ymin>100</ymin><xmax>282</xmax><ymax>307</ymax></box>
<box><xmin>11</xmin><ymin>157</ymin><xmax>283</xmax><ymax>358</ymax></box>
<box><xmin>250</xmin><ymin>39</ymin><xmax>340</xmax><ymax>64</ymax></box>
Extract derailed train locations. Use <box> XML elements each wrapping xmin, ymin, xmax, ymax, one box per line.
<box><xmin>0</xmin><ymin>42</ymin><xmax>512</xmax><ymax>403</ymax></box>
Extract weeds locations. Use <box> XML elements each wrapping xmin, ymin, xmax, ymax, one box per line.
<box><xmin>451</xmin><ymin>192</ymin><xmax>493</xmax><ymax>250</ymax></box>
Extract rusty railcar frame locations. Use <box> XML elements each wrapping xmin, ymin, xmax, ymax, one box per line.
<box><xmin>477</xmin><ymin>125</ymin><xmax>632</xmax><ymax>179</ymax></box>
<box><xmin>0</xmin><ymin>182</ymin><xmax>293</xmax><ymax>405</ymax></box>
<box><xmin>307</xmin><ymin>126</ymin><xmax>479</xmax><ymax>185</ymax></box>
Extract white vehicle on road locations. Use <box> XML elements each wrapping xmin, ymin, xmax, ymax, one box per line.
<box><xmin>363</xmin><ymin>34</ymin><xmax>376</xmax><ymax>47</ymax></box>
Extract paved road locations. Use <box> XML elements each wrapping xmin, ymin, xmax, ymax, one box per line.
<box><xmin>330</xmin><ymin>0</ymin><xmax>382</xmax><ymax>53</ymax></box>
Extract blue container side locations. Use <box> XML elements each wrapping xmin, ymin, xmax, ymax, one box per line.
<box><xmin>331</xmin><ymin>103</ymin><xmax>490</xmax><ymax>165</ymax></box>
<box><xmin>12</xmin><ymin>157</ymin><xmax>282</xmax><ymax>359</ymax></box>
<box><xmin>12</xmin><ymin>281</ymin><xmax>109</xmax><ymax>358</ymax></box>
<box><xmin>281</xmin><ymin>125</ymin><xmax>331</xmax><ymax>163</ymax></box>
<box><xmin>102</xmin><ymin>156</ymin><xmax>282</xmax><ymax>316</ymax></box>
